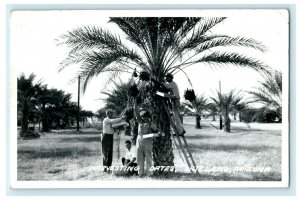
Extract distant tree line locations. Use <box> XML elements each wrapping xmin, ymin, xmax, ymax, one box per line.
<box><xmin>17</xmin><ymin>73</ymin><xmax>94</xmax><ymax>138</ymax></box>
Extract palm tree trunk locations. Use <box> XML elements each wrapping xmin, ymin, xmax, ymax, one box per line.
<box><xmin>224</xmin><ymin>109</ymin><xmax>231</xmax><ymax>132</ymax></box>
<box><xmin>42</xmin><ymin>104</ymin><xmax>50</xmax><ymax>132</ymax></box>
<box><xmin>239</xmin><ymin>111</ymin><xmax>242</xmax><ymax>122</ymax></box>
<box><xmin>33</xmin><ymin>120</ymin><xmax>36</xmax><ymax>131</ymax></box>
<box><xmin>195</xmin><ymin>114</ymin><xmax>201</xmax><ymax>129</ymax></box>
<box><xmin>152</xmin><ymin>99</ymin><xmax>174</xmax><ymax>172</ymax></box>
<box><xmin>21</xmin><ymin>101</ymin><xmax>29</xmax><ymax>137</ymax></box>
<box><xmin>42</xmin><ymin>116</ymin><xmax>49</xmax><ymax>132</ymax></box>
<box><xmin>219</xmin><ymin>115</ymin><xmax>223</xmax><ymax>129</ymax></box>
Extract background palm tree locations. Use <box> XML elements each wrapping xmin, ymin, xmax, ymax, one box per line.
<box><xmin>248</xmin><ymin>70</ymin><xmax>282</xmax><ymax>122</ymax></box>
<box><xmin>101</xmin><ymin>80</ymin><xmax>130</xmax><ymax>116</ymax></box>
<box><xmin>80</xmin><ymin>110</ymin><xmax>94</xmax><ymax>127</ymax></box>
<box><xmin>17</xmin><ymin>73</ymin><xmax>41</xmax><ymax>137</ymax></box>
<box><xmin>207</xmin><ymin>102</ymin><xmax>218</xmax><ymax>121</ymax></box>
<box><xmin>183</xmin><ymin>94</ymin><xmax>208</xmax><ymax>129</ymax></box>
<box><xmin>211</xmin><ymin>90</ymin><xmax>243</xmax><ymax>132</ymax></box>
<box><xmin>38</xmin><ymin>88</ymin><xmax>65</xmax><ymax>131</ymax></box>
<box><xmin>57</xmin><ymin>17</ymin><xmax>268</xmax><ymax>168</ymax></box>
<box><xmin>95</xmin><ymin>107</ymin><xmax>107</xmax><ymax>121</ymax></box>
<box><xmin>18</xmin><ymin>73</ymin><xmax>81</xmax><ymax>134</ymax></box>
<box><xmin>232</xmin><ymin>102</ymin><xmax>248</xmax><ymax>122</ymax></box>
<box><xmin>179</xmin><ymin>103</ymin><xmax>191</xmax><ymax>123</ymax></box>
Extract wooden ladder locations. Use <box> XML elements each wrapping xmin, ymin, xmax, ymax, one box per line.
<box><xmin>162</xmin><ymin>100</ymin><xmax>199</xmax><ymax>174</ymax></box>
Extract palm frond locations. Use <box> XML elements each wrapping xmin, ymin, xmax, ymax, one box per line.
<box><xmin>195</xmin><ymin>36</ymin><xmax>266</xmax><ymax>53</ymax></box>
<box><xmin>248</xmin><ymin>90</ymin><xmax>274</xmax><ymax>105</ymax></box>
<box><xmin>210</xmin><ymin>89</ymin><xmax>244</xmax><ymax>114</ymax></box>
<box><xmin>171</xmin><ymin>67</ymin><xmax>193</xmax><ymax>88</ymax></box>
<box><xmin>176</xmin><ymin>18</ymin><xmax>226</xmax><ymax>51</ymax></box>
<box><xmin>63</xmin><ymin>47</ymin><xmax>143</xmax><ymax>92</ymax></box>
<box><xmin>100</xmin><ymin>81</ymin><xmax>131</xmax><ymax>114</ymax></box>
<box><xmin>103</xmin><ymin>70</ymin><xmax>125</xmax><ymax>90</ymax></box>
<box><xmin>182</xmin><ymin>93</ymin><xmax>208</xmax><ymax>114</ymax></box>
<box><xmin>160</xmin><ymin>18</ymin><xmax>203</xmax><ymax>66</ymax></box>
<box><xmin>247</xmin><ymin>70</ymin><xmax>282</xmax><ymax>113</ymax></box>
<box><xmin>58</xmin><ymin>17</ymin><xmax>269</xmax><ymax>104</ymax></box>
<box><xmin>198</xmin><ymin>17</ymin><xmax>227</xmax><ymax>36</ymax></box>
<box><xmin>198</xmin><ymin>52</ymin><xmax>269</xmax><ymax>74</ymax></box>
<box><xmin>56</xmin><ymin>26</ymin><xmax>122</xmax><ymax>52</ymax></box>
<box><xmin>109</xmin><ymin>18</ymin><xmax>154</xmax><ymax>65</ymax></box>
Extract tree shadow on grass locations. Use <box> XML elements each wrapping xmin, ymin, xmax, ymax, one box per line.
<box><xmin>187</xmin><ymin>143</ymin><xmax>275</xmax><ymax>153</ymax></box>
<box><xmin>58</xmin><ymin>136</ymin><xmax>101</xmax><ymax>143</ymax></box>
<box><xmin>229</xmin><ymin>128</ymin><xmax>267</xmax><ymax>133</ymax></box>
<box><xmin>48</xmin><ymin>131</ymin><xmax>101</xmax><ymax>135</ymax></box>
<box><xmin>229</xmin><ymin>128</ymin><xmax>281</xmax><ymax>134</ymax></box>
<box><xmin>185</xmin><ymin>134</ymin><xmax>217</xmax><ymax>140</ymax></box>
<box><xmin>151</xmin><ymin>172</ymin><xmax>280</xmax><ymax>181</ymax></box>
<box><xmin>18</xmin><ymin>147</ymin><xmax>98</xmax><ymax>159</ymax></box>
<box><xmin>183</xmin><ymin>129</ymin><xmax>281</xmax><ymax>139</ymax></box>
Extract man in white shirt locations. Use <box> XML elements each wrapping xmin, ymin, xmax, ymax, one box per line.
<box><xmin>102</xmin><ymin>109</ymin><xmax>125</xmax><ymax>172</ymax></box>
<box><xmin>122</xmin><ymin>140</ymin><xmax>138</xmax><ymax>175</ymax></box>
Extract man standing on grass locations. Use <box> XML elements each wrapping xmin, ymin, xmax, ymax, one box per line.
<box><xmin>102</xmin><ymin>109</ymin><xmax>125</xmax><ymax>172</ymax></box>
<box><xmin>134</xmin><ymin>100</ymin><xmax>158</xmax><ymax>177</ymax></box>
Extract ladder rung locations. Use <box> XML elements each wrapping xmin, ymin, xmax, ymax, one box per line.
<box><xmin>162</xmin><ymin>100</ymin><xmax>199</xmax><ymax>174</ymax></box>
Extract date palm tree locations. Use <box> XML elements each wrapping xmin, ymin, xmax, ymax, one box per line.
<box><xmin>17</xmin><ymin>73</ymin><xmax>41</xmax><ymax>137</ymax></box>
<box><xmin>95</xmin><ymin>107</ymin><xmax>107</xmax><ymax>121</ymax></box>
<box><xmin>183</xmin><ymin>94</ymin><xmax>208</xmax><ymax>129</ymax></box>
<box><xmin>248</xmin><ymin>70</ymin><xmax>282</xmax><ymax>122</ymax></box>
<box><xmin>211</xmin><ymin>90</ymin><xmax>243</xmax><ymax>132</ymax></box>
<box><xmin>37</xmin><ymin>88</ymin><xmax>77</xmax><ymax>131</ymax></box>
<box><xmin>57</xmin><ymin>17</ymin><xmax>268</xmax><ymax>168</ymax></box>
<box><xmin>232</xmin><ymin>102</ymin><xmax>248</xmax><ymax>122</ymax></box>
<box><xmin>101</xmin><ymin>80</ymin><xmax>130</xmax><ymax>115</ymax></box>
<box><xmin>207</xmin><ymin>102</ymin><xmax>218</xmax><ymax>121</ymax></box>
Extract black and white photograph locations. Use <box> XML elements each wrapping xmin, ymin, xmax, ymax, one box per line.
<box><xmin>10</xmin><ymin>9</ymin><xmax>289</xmax><ymax>188</ymax></box>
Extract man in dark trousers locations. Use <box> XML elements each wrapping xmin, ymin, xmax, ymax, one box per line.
<box><xmin>102</xmin><ymin>109</ymin><xmax>125</xmax><ymax>172</ymax></box>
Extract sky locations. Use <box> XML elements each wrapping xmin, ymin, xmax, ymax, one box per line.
<box><xmin>10</xmin><ymin>9</ymin><xmax>289</xmax><ymax>112</ymax></box>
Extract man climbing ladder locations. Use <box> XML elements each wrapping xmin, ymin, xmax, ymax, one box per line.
<box><xmin>152</xmin><ymin>73</ymin><xmax>186</xmax><ymax>135</ymax></box>
<box><xmin>151</xmin><ymin>73</ymin><xmax>198</xmax><ymax>174</ymax></box>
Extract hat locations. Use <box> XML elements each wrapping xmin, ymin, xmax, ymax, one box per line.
<box><xmin>165</xmin><ymin>73</ymin><xmax>173</xmax><ymax>79</ymax></box>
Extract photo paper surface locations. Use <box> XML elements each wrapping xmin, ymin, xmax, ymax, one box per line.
<box><xmin>10</xmin><ymin>9</ymin><xmax>289</xmax><ymax>188</ymax></box>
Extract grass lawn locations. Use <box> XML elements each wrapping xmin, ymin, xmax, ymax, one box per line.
<box><xmin>17</xmin><ymin>117</ymin><xmax>282</xmax><ymax>181</ymax></box>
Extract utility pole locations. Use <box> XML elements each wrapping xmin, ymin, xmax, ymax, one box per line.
<box><xmin>77</xmin><ymin>75</ymin><xmax>80</xmax><ymax>131</ymax></box>
<box><xmin>219</xmin><ymin>80</ymin><xmax>223</xmax><ymax>130</ymax></box>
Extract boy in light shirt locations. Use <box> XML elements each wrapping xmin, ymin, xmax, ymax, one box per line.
<box><xmin>122</xmin><ymin>140</ymin><xmax>138</xmax><ymax>175</ymax></box>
